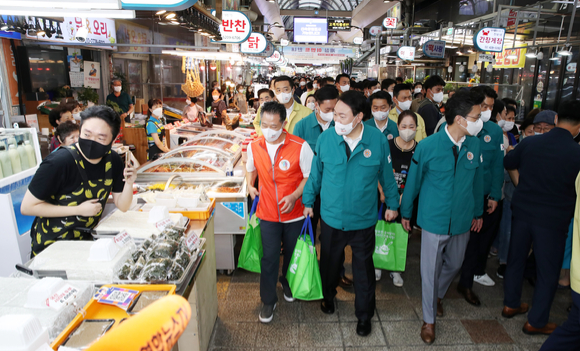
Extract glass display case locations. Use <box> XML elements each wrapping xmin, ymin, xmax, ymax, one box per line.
<box><xmin>185</xmin><ymin>130</ymin><xmax>246</xmax><ymax>146</ymax></box>
<box><xmin>138</xmin><ymin>157</ymin><xmax>225</xmax><ymax>176</ymax></box>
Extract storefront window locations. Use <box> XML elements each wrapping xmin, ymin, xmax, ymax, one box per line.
<box><xmin>560</xmin><ymin>47</ymin><xmax>578</xmax><ymax>105</ymax></box>
<box><xmin>545</xmin><ymin>48</ymin><xmax>563</xmax><ymax>111</ymax></box>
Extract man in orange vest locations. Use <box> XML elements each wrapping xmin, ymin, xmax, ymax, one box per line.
<box><xmin>246</xmin><ymin>101</ymin><xmax>314</xmax><ymax>324</ymax></box>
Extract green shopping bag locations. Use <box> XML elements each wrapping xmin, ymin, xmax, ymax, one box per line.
<box><xmin>286</xmin><ymin>216</ymin><xmax>324</xmax><ymax>301</ymax></box>
<box><xmin>373</xmin><ymin>204</ymin><xmax>409</xmax><ymax>272</ymax></box>
<box><xmin>237</xmin><ymin>197</ymin><xmax>262</xmax><ymax>273</ymax></box>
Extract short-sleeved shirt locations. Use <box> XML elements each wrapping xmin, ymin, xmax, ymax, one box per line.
<box><xmin>146</xmin><ymin>116</ymin><xmax>163</xmax><ymax>146</ymax></box>
<box><xmin>246</xmin><ymin>138</ymin><xmax>314</xmax><ymax>178</ymax></box>
<box><xmin>106</xmin><ymin>92</ymin><xmax>132</xmax><ymax>113</ymax></box>
<box><xmin>388</xmin><ymin>138</ymin><xmax>416</xmax><ymax>194</ymax></box>
<box><xmin>28</xmin><ymin>147</ymin><xmax>125</xmax><ymax>202</ymax></box>
<box><xmin>211</xmin><ymin>100</ymin><xmax>227</xmax><ymax>124</ymax></box>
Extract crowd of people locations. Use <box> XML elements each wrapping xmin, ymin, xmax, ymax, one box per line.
<box><xmin>245</xmin><ymin>73</ymin><xmax>580</xmax><ymax>348</ymax></box>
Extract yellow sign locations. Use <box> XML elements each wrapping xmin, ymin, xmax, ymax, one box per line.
<box><xmin>485</xmin><ymin>47</ymin><xmax>527</xmax><ymax>69</ymax></box>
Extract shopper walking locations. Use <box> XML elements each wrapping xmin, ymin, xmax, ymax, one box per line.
<box><xmin>21</xmin><ymin>106</ymin><xmax>136</xmax><ymax>255</ymax></box>
<box><xmin>415</xmin><ymin>75</ymin><xmax>445</xmax><ymax>135</ymax></box>
<box><xmin>252</xmin><ymin>88</ymin><xmax>275</xmax><ymax>135</ymax></box>
<box><xmin>364</xmin><ymin>91</ymin><xmax>399</xmax><ymax>140</ymax></box>
<box><xmin>106</xmin><ymin>79</ymin><xmax>134</xmax><ymax>123</ymax></box>
<box><xmin>272</xmin><ymin>76</ymin><xmax>312</xmax><ymax>134</ymax></box>
<box><xmin>502</xmin><ymin>100</ymin><xmax>580</xmax><ymax>335</ymax></box>
<box><xmin>390</xmin><ymin>84</ymin><xmax>427</xmax><ymax>141</ymax></box>
<box><xmin>246</xmin><ymin>101</ymin><xmax>313</xmax><ymax>324</ymax></box>
<box><xmin>400</xmin><ymin>90</ymin><xmax>485</xmax><ymax>344</ymax></box>
<box><xmin>455</xmin><ymin>86</ymin><xmax>504</xmax><ymax>305</ymax></box>
<box><xmin>303</xmin><ymin>91</ymin><xmax>400</xmax><ymax>337</ymax></box>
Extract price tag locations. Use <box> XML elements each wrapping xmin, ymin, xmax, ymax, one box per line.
<box><xmin>185</xmin><ymin>232</ymin><xmax>200</xmax><ymax>252</ymax></box>
<box><xmin>113</xmin><ymin>230</ymin><xmax>134</xmax><ymax>248</ymax></box>
<box><xmin>94</xmin><ymin>286</ymin><xmax>139</xmax><ymax>311</ymax></box>
<box><xmin>156</xmin><ymin>218</ymin><xmax>174</xmax><ymax>231</ymax></box>
<box><xmin>46</xmin><ymin>284</ymin><xmax>79</xmax><ymax>311</ymax></box>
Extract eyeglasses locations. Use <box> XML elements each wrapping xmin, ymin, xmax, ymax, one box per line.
<box><xmin>533</xmin><ymin>125</ymin><xmax>554</xmax><ymax>133</ymax></box>
<box><xmin>465</xmin><ymin>114</ymin><xmax>481</xmax><ymax>120</ymax></box>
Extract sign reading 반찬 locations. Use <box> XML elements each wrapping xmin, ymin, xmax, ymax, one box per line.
<box><xmin>211</xmin><ymin>10</ymin><xmax>252</xmax><ymax>44</ymax></box>
<box><xmin>473</xmin><ymin>27</ymin><xmax>505</xmax><ymax>53</ymax></box>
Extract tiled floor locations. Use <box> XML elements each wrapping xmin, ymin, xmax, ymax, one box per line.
<box><xmin>208</xmin><ymin>229</ymin><xmax>573</xmax><ymax>351</ymax></box>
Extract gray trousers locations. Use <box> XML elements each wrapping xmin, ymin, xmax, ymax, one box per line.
<box><xmin>421</xmin><ymin>229</ymin><xmax>470</xmax><ymax>324</ymax></box>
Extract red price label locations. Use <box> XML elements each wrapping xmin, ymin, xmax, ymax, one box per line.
<box><xmin>113</xmin><ymin>230</ymin><xmax>133</xmax><ymax>248</ymax></box>
<box><xmin>185</xmin><ymin>232</ymin><xmax>200</xmax><ymax>252</ymax></box>
<box><xmin>156</xmin><ymin>218</ymin><xmax>174</xmax><ymax>231</ymax></box>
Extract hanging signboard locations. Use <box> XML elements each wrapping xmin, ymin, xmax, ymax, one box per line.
<box><xmin>328</xmin><ymin>18</ymin><xmax>351</xmax><ymax>31</ymax></box>
<box><xmin>353</xmin><ymin>37</ymin><xmax>363</xmax><ymax>45</ymax></box>
<box><xmin>473</xmin><ymin>27</ymin><xmax>505</xmax><ymax>53</ymax></box>
<box><xmin>116</xmin><ymin>20</ymin><xmax>151</xmax><ymax>52</ymax></box>
<box><xmin>382</xmin><ymin>17</ymin><xmax>397</xmax><ymax>29</ymax></box>
<box><xmin>478</xmin><ymin>53</ymin><xmax>494</xmax><ymax>62</ymax></box>
<box><xmin>282</xmin><ymin>45</ymin><xmax>357</xmax><ymax>64</ymax></box>
<box><xmin>266</xmin><ymin>50</ymin><xmax>281</xmax><ymax>62</ymax></box>
<box><xmin>121</xmin><ymin>0</ymin><xmax>199</xmax><ymax>10</ymax></box>
<box><xmin>369</xmin><ymin>26</ymin><xmax>382</xmax><ymax>36</ymax></box>
<box><xmin>280</xmin><ymin>38</ymin><xmax>289</xmax><ymax>46</ymax></box>
<box><xmin>240</xmin><ymin>32</ymin><xmax>267</xmax><ymax>54</ymax></box>
<box><xmin>484</xmin><ymin>47</ymin><xmax>527</xmax><ymax>69</ymax></box>
<box><xmin>422</xmin><ymin>40</ymin><xmax>445</xmax><ymax>59</ymax></box>
<box><xmin>25</xmin><ymin>17</ymin><xmax>117</xmax><ymax>50</ymax></box>
<box><xmin>211</xmin><ymin>10</ymin><xmax>252</xmax><ymax>44</ymax></box>
<box><xmin>397</xmin><ymin>46</ymin><xmax>415</xmax><ymax>61</ymax></box>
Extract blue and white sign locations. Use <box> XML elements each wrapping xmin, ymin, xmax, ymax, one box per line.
<box><xmin>422</xmin><ymin>40</ymin><xmax>445</xmax><ymax>59</ymax></box>
<box><xmin>221</xmin><ymin>202</ymin><xmax>245</xmax><ymax>219</ymax></box>
<box><xmin>121</xmin><ymin>0</ymin><xmax>198</xmax><ymax>10</ymax></box>
<box><xmin>211</xmin><ymin>10</ymin><xmax>252</xmax><ymax>44</ymax></box>
<box><xmin>397</xmin><ymin>46</ymin><xmax>415</xmax><ymax>61</ymax></box>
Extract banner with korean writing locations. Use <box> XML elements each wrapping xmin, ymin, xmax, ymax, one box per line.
<box><xmin>25</xmin><ymin>17</ymin><xmax>117</xmax><ymax>50</ymax></box>
<box><xmin>84</xmin><ymin>61</ymin><xmax>101</xmax><ymax>89</ymax></box>
<box><xmin>241</xmin><ymin>32</ymin><xmax>267</xmax><ymax>54</ymax></box>
<box><xmin>1</xmin><ymin>38</ymin><xmax>19</xmax><ymax>106</ymax></box>
<box><xmin>116</xmin><ymin>20</ymin><xmax>151</xmax><ymax>52</ymax></box>
<box><xmin>473</xmin><ymin>27</ymin><xmax>505</xmax><ymax>53</ymax></box>
<box><xmin>282</xmin><ymin>45</ymin><xmax>357</xmax><ymax>64</ymax></box>
<box><xmin>422</xmin><ymin>40</ymin><xmax>445</xmax><ymax>59</ymax></box>
<box><xmin>485</xmin><ymin>47</ymin><xmax>527</xmax><ymax>69</ymax></box>
<box><xmin>211</xmin><ymin>10</ymin><xmax>251</xmax><ymax>44</ymax></box>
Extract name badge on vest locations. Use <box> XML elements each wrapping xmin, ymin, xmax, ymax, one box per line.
<box><xmin>279</xmin><ymin>159</ymin><xmax>291</xmax><ymax>171</ymax></box>
<box><xmin>467</xmin><ymin>152</ymin><xmax>474</xmax><ymax>161</ymax></box>
<box><xmin>484</xmin><ymin>135</ymin><xmax>491</xmax><ymax>143</ymax></box>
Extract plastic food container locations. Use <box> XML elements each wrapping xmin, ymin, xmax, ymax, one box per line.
<box><xmin>88</xmin><ymin>239</ymin><xmax>121</xmax><ymax>262</ymax></box>
<box><xmin>24</xmin><ymin>278</ymin><xmax>66</xmax><ymax>310</ymax></box>
<box><xmin>0</xmin><ymin>314</ymin><xmax>49</xmax><ymax>351</ymax></box>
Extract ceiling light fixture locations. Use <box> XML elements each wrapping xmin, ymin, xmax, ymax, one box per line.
<box><xmin>549</xmin><ymin>52</ymin><xmax>559</xmax><ymax>60</ymax></box>
<box><xmin>525</xmin><ymin>50</ymin><xmax>537</xmax><ymax>58</ymax></box>
<box><xmin>165</xmin><ymin>13</ymin><xmax>176</xmax><ymax>19</ymax></box>
<box><xmin>558</xmin><ymin>45</ymin><xmax>573</xmax><ymax>56</ymax></box>
<box><xmin>155</xmin><ymin>10</ymin><xmax>167</xmax><ymax>15</ymax></box>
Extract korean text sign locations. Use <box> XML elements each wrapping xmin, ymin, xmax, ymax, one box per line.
<box><xmin>241</xmin><ymin>32</ymin><xmax>267</xmax><ymax>54</ymax></box>
<box><xmin>211</xmin><ymin>10</ymin><xmax>252</xmax><ymax>44</ymax></box>
<box><xmin>473</xmin><ymin>27</ymin><xmax>505</xmax><ymax>53</ymax></box>
<box><xmin>422</xmin><ymin>40</ymin><xmax>445</xmax><ymax>59</ymax></box>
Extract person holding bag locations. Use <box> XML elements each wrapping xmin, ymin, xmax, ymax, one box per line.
<box><xmin>245</xmin><ymin>101</ymin><xmax>314</xmax><ymax>324</ymax></box>
<box><xmin>303</xmin><ymin>91</ymin><xmax>400</xmax><ymax>337</ymax></box>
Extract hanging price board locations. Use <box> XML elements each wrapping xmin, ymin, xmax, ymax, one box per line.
<box><xmin>211</xmin><ymin>10</ymin><xmax>252</xmax><ymax>44</ymax></box>
<box><xmin>473</xmin><ymin>27</ymin><xmax>505</xmax><ymax>53</ymax></box>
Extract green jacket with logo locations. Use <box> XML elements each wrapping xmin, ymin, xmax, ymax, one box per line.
<box><xmin>364</xmin><ymin>118</ymin><xmax>399</xmax><ymax>141</ymax></box>
<box><xmin>400</xmin><ymin>130</ymin><xmax>484</xmax><ymax>235</ymax></box>
<box><xmin>293</xmin><ymin>111</ymin><xmax>334</xmax><ymax>153</ymax></box>
<box><xmin>303</xmin><ymin>126</ymin><xmax>400</xmax><ymax>231</ymax></box>
<box><xmin>439</xmin><ymin>121</ymin><xmax>504</xmax><ymax>201</ymax></box>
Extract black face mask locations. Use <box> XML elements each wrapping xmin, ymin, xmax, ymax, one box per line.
<box><xmin>78</xmin><ymin>137</ymin><xmax>112</xmax><ymax>159</ymax></box>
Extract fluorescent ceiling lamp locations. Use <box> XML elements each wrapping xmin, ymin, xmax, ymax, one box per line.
<box><xmin>506</xmin><ymin>53</ymin><xmax>518</xmax><ymax>59</ymax></box>
<box><xmin>156</xmin><ymin>10</ymin><xmax>167</xmax><ymax>15</ymax></box>
<box><xmin>0</xmin><ymin>7</ymin><xmax>135</xmax><ymax>18</ymax></box>
<box><xmin>0</xmin><ymin>0</ymin><xmax>121</xmax><ymax>9</ymax></box>
<box><xmin>558</xmin><ymin>46</ymin><xmax>572</xmax><ymax>56</ymax></box>
<box><xmin>549</xmin><ymin>52</ymin><xmax>559</xmax><ymax>60</ymax></box>
<box><xmin>162</xmin><ymin>50</ymin><xmax>243</xmax><ymax>61</ymax></box>
<box><xmin>525</xmin><ymin>51</ymin><xmax>537</xmax><ymax>58</ymax></box>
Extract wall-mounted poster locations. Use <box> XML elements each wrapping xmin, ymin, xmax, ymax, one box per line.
<box><xmin>84</xmin><ymin>61</ymin><xmax>100</xmax><ymax>89</ymax></box>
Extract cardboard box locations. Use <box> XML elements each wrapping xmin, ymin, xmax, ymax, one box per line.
<box><xmin>135</xmin><ymin>98</ymin><xmax>144</xmax><ymax>113</ymax></box>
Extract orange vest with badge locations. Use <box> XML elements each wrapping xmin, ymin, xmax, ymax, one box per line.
<box><xmin>251</xmin><ymin>133</ymin><xmax>306</xmax><ymax>222</ymax></box>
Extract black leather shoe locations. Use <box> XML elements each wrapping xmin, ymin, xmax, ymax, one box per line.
<box><xmin>356</xmin><ymin>319</ymin><xmax>372</xmax><ymax>337</ymax></box>
<box><xmin>457</xmin><ymin>285</ymin><xmax>481</xmax><ymax>306</ymax></box>
<box><xmin>321</xmin><ymin>299</ymin><xmax>335</xmax><ymax>314</ymax></box>
<box><xmin>339</xmin><ymin>275</ymin><xmax>353</xmax><ymax>288</ymax></box>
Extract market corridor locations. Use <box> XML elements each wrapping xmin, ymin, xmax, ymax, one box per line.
<box><xmin>209</xmin><ymin>229</ymin><xmax>573</xmax><ymax>350</ymax></box>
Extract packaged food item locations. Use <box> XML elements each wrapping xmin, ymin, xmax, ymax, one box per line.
<box><xmin>174</xmin><ymin>250</ymin><xmax>190</xmax><ymax>268</ymax></box>
<box><xmin>132</xmin><ymin>248</ymin><xmax>144</xmax><ymax>262</ymax></box>
<box><xmin>118</xmin><ymin>259</ymin><xmax>134</xmax><ymax>280</ymax></box>
<box><xmin>163</xmin><ymin>226</ymin><xmax>184</xmax><ymax>241</ymax></box>
<box><xmin>147</xmin><ymin>239</ymin><xmax>179</xmax><ymax>260</ymax></box>
<box><xmin>141</xmin><ymin>258</ymin><xmax>173</xmax><ymax>282</ymax></box>
<box><xmin>129</xmin><ymin>256</ymin><xmax>146</xmax><ymax>280</ymax></box>
<box><xmin>166</xmin><ymin>262</ymin><xmax>185</xmax><ymax>281</ymax></box>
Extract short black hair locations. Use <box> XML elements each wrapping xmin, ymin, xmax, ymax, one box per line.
<box><xmin>471</xmin><ymin>85</ymin><xmax>498</xmax><ymax>100</ymax></box>
<box><xmin>413</xmin><ymin>92</ymin><xmax>423</xmax><ymax>99</ymax></box>
<box><xmin>335</xmin><ymin>74</ymin><xmax>350</xmax><ymax>84</ymax></box>
<box><xmin>274</xmin><ymin>75</ymin><xmax>294</xmax><ymax>88</ymax></box>
<box><xmin>393</xmin><ymin>83</ymin><xmax>412</xmax><ymax>98</ymax></box>
<box><xmin>260</xmin><ymin>101</ymin><xmax>287</xmax><ymax>123</ymax></box>
<box><xmin>306</xmin><ymin>82</ymin><xmax>313</xmax><ymax>90</ymax></box>
<box><xmin>521</xmin><ymin>116</ymin><xmax>535</xmax><ymax>131</ymax></box>
<box><xmin>398</xmin><ymin>110</ymin><xmax>418</xmax><ymax>125</ymax></box>
<box><xmin>505</xmin><ymin>105</ymin><xmax>517</xmax><ymax>116</ymax></box>
<box><xmin>188</xmin><ymin>97</ymin><xmax>198</xmax><ymax>103</ymax></box>
<box><xmin>369</xmin><ymin>91</ymin><xmax>393</xmax><ymax>107</ymax></box>
<box><xmin>381</xmin><ymin>78</ymin><xmax>396</xmax><ymax>91</ymax></box>
<box><xmin>526</xmin><ymin>108</ymin><xmax>542</xmax><ymax>121</ymax></box>
<box><xmin>338</xmin><ymin>90</ymin><xmax>370</xmax><ymax>120</ymax></box>
<box><xmin>445</xmin><ymin>90</ymin><xmax>479</xmax><ymax>126</ymax></box>
<box><xmin>314</xmin><ymin>85</ymin><xmax>339</xmax><ymax>103</ymax></box>
<box><xmin>423</xmin><ymin>75</ymin><xmax>446</xmax><ymax>92</ymax></box>
<box><xmin>258</xmin><ymin>88</ymin><xmax>274</xmax><ymax>98</ymax></box>
<box><xmin>502</xmin><ymin>97</ymin><xmax>518</xmax><ymax>108</ymax></box>
<box><xmin>55</xmin><ymin>120</ymin><xmax>79</xmax><ymax>144</ymax></box>
<box><xmin>80</xmin><ymin>105</ymin><xmax>122</xmax><ymax>140</ymax></box>
<box><xmin>49</xmin><ymin>106</ymin><xmax>74</xmax><ymax>128</ymax></box>
<box><xmin>469</xmin><ymin>88</ymin><xmax>485</xmax><ymax>106</ymax></box>
<box><xmin>395</xmin><ymin>77</ymin><xmax>404</xmax><ymax>83</ymax></box>
<box><xmin>414</xmin><ymin>82</ymin><xmax>423</xmax><ymax>89</ymax></box>
<box><xmin>557</xmin><ymin>100</ymin><xmax>580</xmax><ymax>125</ymax></box>
<box><xmin>324</xmin><ymin>77</ymin><xmax>335</xmax><ymax>85</ymax></box>
<box><xmin>491</xmin><ymin>99</ymin><xmax>506</xmax><ymax>123</ymax></box>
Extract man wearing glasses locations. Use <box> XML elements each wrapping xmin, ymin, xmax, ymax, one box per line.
<box><xmin>533</xmin><ymin>110</ymin><xmax>556</xmax><ymax>135</ymax></box>
<box><xmin>401</xmin><ymin>90</ymin><xmax>485</xmax><ymax>344</ymax></box>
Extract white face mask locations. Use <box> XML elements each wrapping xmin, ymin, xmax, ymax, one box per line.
<box><xmin>262</xmin><ymin>127</ymin><xmax>283</xmax><ymax>143</ymax></box>
<box><xmin>431</xmin><ymin>91</ymin><xmax>444</xmax><ymax>103</ymax></box>
<box><xmin>398</xmin><ymin>100</ymin><xmax>412</xmax><ymax>111</ymax></box>
<box><xmin>335</xmin><ymin>118</ymin><xmax>359</xmax><ymax>136</ymax></box>
<box><xmin>113</xmin><ymin>86</ymin><xmax>122</xmax><ymax>92</ymax></box>
<box><xmin>400</xmin><ymin>129</ymin><xmax>417</xmax><ymax>142</ymax></box>
<box><xmin>498</xmin><ymin>120</ymin><xmax>514</xmax><ymax>132</ymax></box>
<box><xmin>372</xmin><ymin>110</ymin><xmax>389</xmax><ymax>121</ymax></box>
<box><xmin>152</xmin><ymin>107</ymin><xmax>163</xmax><ymax>117</ymax></box>
<box><xmin>300</xmin><ymin>81</ymin><xmax>306</xmax><ymax>86</ymax></box>
<box><xmin>318</xmin><ymin>109</ymin><xmax>334</xmax><ymax>122</ymax></box>
<box><xmin>340</xmin><ymin>84</ymin><xmax>350</xmax><ymax>92</ymax></box>
<box><xmin>185</xmin><ymin>99</ymin><xmax>191</xmax><ymax>105</ymax></box>
<box><xmin>313</xmin><ymin>83</ymin><xmax>319</xmax><ymax>89</ymax></box>
<box><xmin>307</xmin><ymin>102</ymin><xmax>316</xmax><ymax>110</ymax></box>
<box><xmin>480</xmin><ymin>110</ymin><xmax>492</xmax><ymax>123</ymax></box>
<box><xmin>276</xmin><ymin>92</ymin><xmax>292</xmax><ymax>104</ymax></box>
<box><xmin>388</xmin><ymin>91</ymin><xmax>394</xmax><ymax>98</ymax></box>
<box><xmin>535</xmin><ymin>132</ymin><xmax>542</xmax><ymax>135</ymax></box>
<box><xmin>73</xmin><ymin>113</ymin><xmax>81</xmax><ymax>120</ymax></box>
<box><xmin>372</xmin><ymin>89</ymin><xmax>381</xmax><ymax>94</ymax></box>
<box><xmin>414</xmin><ymin>88</ymin><xmax>422</xmax><ymax>94</ymax></box>
<box><xmin>462</xmin><ymin>117</ymin><xmax>483</xmax><ymax>136</ymax></box>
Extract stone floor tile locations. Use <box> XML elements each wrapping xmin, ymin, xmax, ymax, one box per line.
<box><xmin>381</xmin><ymin>320</ymin><xmax>424</xmax><ymax>346</ymax></box>
<box><xmin>437</xmin><ymin>298</ymin><xmax>494</xmax><ymax>320</ymax></box>
<box><xmin>255</xmin><ymin>322</ymin><xmax>300</xmax><ymax>348</ymax></box>
<box><xmin>476</xmin><ymin>344</ymin><xmax>521</xmax><ymax>351</ymax></box>
<box><xmin>431</xmin><ymin>319</ymin><xmax>474</xmax><ymax>346</ymax></box>
<box><xmin>300</xmin><ymin>300</ymin><xmax>339</xmax><ymax>322</ymax></box>
<box><xmin>376</xmin><ymin>299</ymin><xmax>419</xmax><ymax>321</ymax></box>
<box><xmin>218</xmin><ymin>299</ymin><xmax>261</xmax><ymax>322</ymax></box>
<box><xmin>518</xmin><ymin>343</ymin><xmax>546</xmax><ymax>351</ymax></box>
<box><xmin>499</xmin><ymin>319</ymin><xmax>549</xmax><ymax>344</ymax></box>
<box><xmin>461</xmin><ymin>319</ymin><xmax>514</xmax><ymax>344</ymax></box>
<box><xmin>210</xmin><ymin>320</ymin><xmax>258</xmax><ymax>348</ymax></box>
<box><xmin>341</xmin><ymin>321</ymin><xmax>387</xmax><ymax>347</ymax></box>
<box><xmin>337</xmin><ymin>300</ymin><xmax>379</xmax><ymax>322</ymax></box>
<box><xmin>299</xmin><ymin>322</ymin><xmax>344</xmax><ymax>348</ymax></box>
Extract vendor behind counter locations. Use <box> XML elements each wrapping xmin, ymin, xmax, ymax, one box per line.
<box><xmin>21</xmin><ymin>106</ymin><xmax>137</xmax><ymax>256</ymax></box>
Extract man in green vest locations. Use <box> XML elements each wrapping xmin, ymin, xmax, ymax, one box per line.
<box><xmin>400</xmin><ymin>90</ymin><xmax>485</xmax><ymax>344</ymax></box>
<box><xmin>364</xmin><ymin>91</ymin><xmax>399</xmax><ymax>141</ymax></box>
